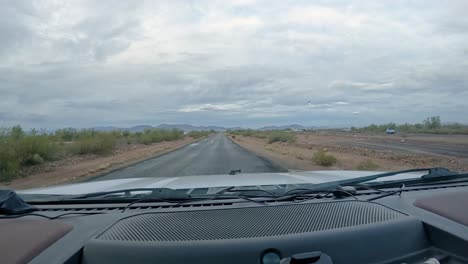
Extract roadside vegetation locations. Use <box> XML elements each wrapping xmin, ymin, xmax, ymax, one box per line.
<box><xmin>186</xmin><ymin>130</ymin><xmax>214</xmax><ymax>139</ymax></box>
<box><xmin>352</xmin><ymin>116</ymin><xmax>468</xmax><ymax>134</ymax></box>
<box><xmin>0</xmin><ymin>126</ymin><xmax>209</xmax><ymax>182</ymax></box>
<box><xmin>312</xmin><ymin>150</ymin><xmax>338</xmax><ymax>166</ymax></box>
<box><xmin>228</xmin><ymin>129</ymin><xmax>296</xmax><ymax>143</ymax></box>
<box><xmin>356</xmin><ymin>160</ymin><xmax>380</xmax><ymax>171</ymax></box>
<box><xmin>136</xmin><ymin>129</ymin><xmax>184</xmax><ymax>145</ymax></box>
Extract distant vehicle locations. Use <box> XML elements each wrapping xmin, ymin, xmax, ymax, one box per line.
<box><xmin>386</xmin><ymin>128</ymin><xmax>396</xmax><ymax>134</ymax></box>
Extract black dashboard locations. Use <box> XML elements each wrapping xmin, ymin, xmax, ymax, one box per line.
<box><xmin>3</xmin><ymin>183</ymin><xmax>468</xmax><ymax>264</ymax></box>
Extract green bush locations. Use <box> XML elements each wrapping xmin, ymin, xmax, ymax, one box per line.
<box><xmin>356</xmin><ymin>160</ymin><xmax>379</xmax><ymax>170</ymax></box>
<box><xmin>70</xmin><ymin>134</ymin><xmax>117</xmax><ymax>155</ymax></box>
<box><xmin>0</xmin><ymin>126</ymin><xmax>59</xmax><ymax>181</ymax></box>
<box><xmin>0</xmin><ymin>142</ymin><xmax>21</xmax><ymax>181</ymax></box>
<box><xmin>138</xmin><ymin>133</ymin><xmax>153</xmax><ymax>145</ymax></box>
<box><xmin>232</xmin><ymin>130</ymin><xmax>267</xmax><ymax>139</ymax></box>
<box><xmin>312</xmin><ymin>150</ymin><xmax>338</xmax><ymax>166</ymax></box>
<box><xmin>31</xmin><ymin>153</ymin><xmax>45</xmax><ymax>165</ymax></box>
<box><xmin>54</xmin><ymin>128</ymin><xmax>78</xmax><ymax>141</ymax></box>
<box><xmin>187</xmin><ymin>131</ymin><xmax>212</xmax><ymax>139</ymax></box>
<box><xmin>122</xmin><ymin>130</ymin><xmax>130</xmax><ymax>137</ymax></box>
<box><xmin>17</xmin><ymin>135</ymin><xmax>58</xmax><ymax>163</ymax></box>
<box><xmin>137</xmin><ymin>129</ymin><xmax>184</xmax><ymax>144</ymax></box>
<box><xmin>267</xmin><ymin>132</ymin><xmax>295</xmax><ymax>144</ymax></box>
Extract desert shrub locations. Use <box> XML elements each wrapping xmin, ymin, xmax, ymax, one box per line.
<box><xmin>70</xmin><ymin>134</ymin><xmax>117</xmax><ymax>155</ymax></box>
<box><xmin>54</xmin><ymin>128</ymin><xmax>78</xmax><ymax>141</ymax></box>
<box><xmin>356</xmin><ymin>160</ymin><xmax>379</xmax><ymax>170</ymax></box>
<box><xmin>17</xmin><ymin>135</ymin><xmax>58</xmax><ymax>163</ymax></box>
<box><xmin>137</xmin><ymin>129</ymin><xmax>184</xmax><ymax>144</ymax></box>
<box><xmin>0</xmin><ymin>141</ymin><xmax>21</xmax><ymax>181</ymax></box>
<box><xmin>0</xmin><ymin>126</ymin><xmax>60</xmax><ymax>180</ymax></box>
<box><xmin>187</xmin><ymin>131</ymin><xmax>212</xmax><ymax>139</ymax></box>
<box><xmin>229</xmin><ymin>130</ymin><xmax>296</xmax><ymax>142</ymax></box>
<box><xmin>267</xmin><ymin>132</ymin><xmax>295</xmax><ymax>143</ymax></box>
<box><xmin>229</xmin><ymin>129</ymin><xmax>256</xmax><ymax>137</ymax></box>
<box><xmin>138</xmin><ymin>133</ymin><xmax>153</xmax><ymax>145</ymax></box>
<box><xmin>312</xmin><ymin>150</ymin><xmax>338</xmax><ymax>166</ymax></box>
<box><xmin>122</xmin><ymin>130</ymin><xmax>130</xmax><ymax>137</ymax></box>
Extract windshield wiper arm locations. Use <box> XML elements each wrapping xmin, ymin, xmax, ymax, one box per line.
<box><xmin>299</xmin><ymin>167</ymin><xmax>458</xmax><ymax>192</ymax></box>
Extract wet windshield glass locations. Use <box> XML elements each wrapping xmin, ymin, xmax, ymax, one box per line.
<box><xmin>1</xmin><ymin>1</ymin><xmax>467</xmax><ymax>198</ymax></box>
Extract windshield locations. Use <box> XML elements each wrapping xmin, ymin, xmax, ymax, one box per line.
<box><xmin>1</xmin><ymin>1</ymin><xmax>467</xmax><ymax>200</ymax></box>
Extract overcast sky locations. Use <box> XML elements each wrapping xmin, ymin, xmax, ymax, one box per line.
<box><xmin>1</xmin><ymin>0</ymin><xmax>467</xmax><ymax>129</ymax></box>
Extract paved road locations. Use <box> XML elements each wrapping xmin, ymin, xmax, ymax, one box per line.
<box><xmin>94</xmin><ymin>133</ymin><xmax>285</xmax><ymax>181</ymax></box>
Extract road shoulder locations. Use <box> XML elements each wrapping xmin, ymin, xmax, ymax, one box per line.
<box><xmin>229</xmin><ymin>133</ymin><xmax>468</xmax><ymax>172</ymax></box>
<box><xmin>0</xmin><ymin>137</ymin><xmax>199</xmax><ymax>190</ymax></box>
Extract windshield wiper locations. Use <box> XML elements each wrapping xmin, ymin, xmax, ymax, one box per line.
<box><xmin>213</xmin><ymin>168</ymin><xmax>466</xmax><ymax>202</ymax></box>
<box><xmin>28</xmin><ymin>188</ymin><xmax>192</xmax><ymax>204</ymax></box>
<box><xmin>294</xmin><ymin>167</ymin><xmax>462</xmax><ymax>192</ymax></box>
<box><xmin>360</xmin><ymin>169</ymin><xmax>468</xmax><ymax>189</ymax></box>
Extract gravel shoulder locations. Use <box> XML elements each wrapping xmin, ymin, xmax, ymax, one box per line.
<box><xmin>230</xmin><ymin>132</ymin><xmax>468</xmax><ymax>172</ymax></box>
<box><xmin>0</xmin><ymin>137</ymin><xmax>197</xmax><ymax>190</ymax></box>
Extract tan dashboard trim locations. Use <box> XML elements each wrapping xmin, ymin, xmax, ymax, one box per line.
<box><xmin>0</xmin><ymin>219</ymin><xmax>72</xmax><ymax>264</ymax></box>
<box><xmin>414</xmin><ymin>191</ymin><xmax>468</xmax><ymax>226</ymax></box>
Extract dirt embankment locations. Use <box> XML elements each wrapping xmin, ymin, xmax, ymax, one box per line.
<box><xmin>230</xmin><ymin>132</ymin><xmax>468</xmax><ymax>172</ymax></box>
<box><xmin>0</xmin><ymin>137</ymin><xmax>197</xmax><ymax>190</ymax></box>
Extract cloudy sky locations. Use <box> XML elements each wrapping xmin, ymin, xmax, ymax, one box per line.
<box><xmin>1</xmin><ymin>0</ymin><xmax>467</xmax><ymax>129</ymax></box>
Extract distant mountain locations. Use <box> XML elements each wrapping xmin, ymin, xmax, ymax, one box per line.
<box><xmin>259</xmin><ymin>124</ymin><xmax>309</xmax><ymax>131</ymax></box>
<box><xmin>156</xmin><ymin>124</ymin><xmax>226</xmax><ymax>132</ymax></box>
<box><xmin>128</xmin><ymin>125</ymin><xmax>153</xmax><ymax>132</ymax></box>
<box><xmin>90</xmin><ymin>125</ymin><xmax>152</xmax><ymax>132</ymax></box>
<box><xmin>89</xmin><ymin>124</ymin><xmax>227</xmax><ymax>132</ymax></box>
<box><xmin>90</xmin><ymin>126</ymin><xmax>121</xmax><ymax>132</ymax></box>
<box><xmin>89</xmin><ymin>124</ymin><xmax>321</xmax><ymax>132</ymax></box>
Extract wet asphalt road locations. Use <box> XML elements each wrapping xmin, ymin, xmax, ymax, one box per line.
<box><xmin>93</xmin><ymin>133</ymin><xmax>285</xmax><ymax>181</ymax></box>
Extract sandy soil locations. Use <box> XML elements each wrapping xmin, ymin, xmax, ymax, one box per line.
<box><xmin>230</xmin><ymin>132</ymin><xmax>468</xmax><ymax>172</ymax></box>
<box><xmin>0</xmin><ymin>138</ymin><xmax>197</xmax><ymax>190</ymax></box>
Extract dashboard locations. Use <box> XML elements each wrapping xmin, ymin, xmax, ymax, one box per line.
<box><xmin>2</xmin><ymin>183</ymin><xmax>468</xmax><ymax>264</ymax></box>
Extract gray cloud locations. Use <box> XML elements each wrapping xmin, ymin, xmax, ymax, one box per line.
<box><xmin>0</xmin><ymin>0</ymin><xmax>467</xmax><ymax>128</ymax></box>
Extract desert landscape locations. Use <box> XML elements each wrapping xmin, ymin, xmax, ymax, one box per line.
<box><xmin>230</xmin><ymin>131</ymin><xmax>468</xmax><ymax>173</ymax></box>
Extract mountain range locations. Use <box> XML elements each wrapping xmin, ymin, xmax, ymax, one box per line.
<box><xmin>91</xmin><ymin>124</ymin><xmax>237</xmax><ymax>132</ymax></box>
<box><xmin>89</xmin><ymin>124</ymin><xmax>314</xmax><ymax>132</ymax></box>
<box><xmin>258</xmin><ymin>124</ymin><xmax>310</xmax><ymax>131</ymax></box>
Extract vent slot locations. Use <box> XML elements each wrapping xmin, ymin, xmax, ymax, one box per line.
<box><xmin>37</xmin><ymin>202</ymin><xmax>233</xmax><ymax>212</ymax></box>
<box><xmin>98</xmin><ymin>201</ymin><xmax>406</xmax><ymax>242</ymax></box>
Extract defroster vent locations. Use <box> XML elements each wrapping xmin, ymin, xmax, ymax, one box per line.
<box><xmin>97</xmin><ymin>201</ymin><xmax>406</xmax><ymax>242</ymax></box>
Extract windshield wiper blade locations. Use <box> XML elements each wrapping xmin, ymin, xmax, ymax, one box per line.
<box><xmin>363</xmin><ymin>171</ymin><xmax>468</xmax><ymax>188</ymax></box>
<box><xmin>298</xmin><ymin>167</ymin><xmax>458</xmax><ymax>192</ymax></box>
<box><xmin>61</xmin><ymin>188</ymin><xmax>191</xmax><ymax>200</ymax></box>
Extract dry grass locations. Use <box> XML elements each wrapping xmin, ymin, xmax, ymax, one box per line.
<box><xmin>356</xmin><ymin>160</ymin><xmax>380</xmax><ymax>170</ymax></box>
<box><xmin>312</xmin><ymin>150</ymin><xmax>338</xmax><ymax>166</ymax></box>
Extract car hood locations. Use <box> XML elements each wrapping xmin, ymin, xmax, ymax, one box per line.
<box><xmin>18</xmin><ymin>170</ymin><xmax>423</xmax><ymax>195</ymax></box>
